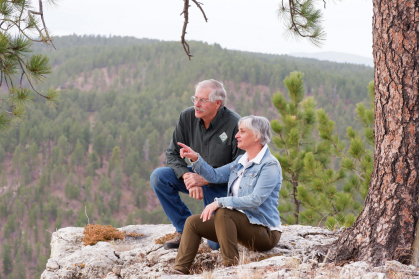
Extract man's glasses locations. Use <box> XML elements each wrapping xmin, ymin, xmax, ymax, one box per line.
<box><xmin>191</xmin><ymin>96</ymin><xmax>212</xmax><ymax>106</ymax></box>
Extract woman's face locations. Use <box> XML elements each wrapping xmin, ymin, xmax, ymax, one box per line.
<box><xmin>235</xmin><ymin>124</ymin><xmax>259</xmax><ymax>150</ymax></box>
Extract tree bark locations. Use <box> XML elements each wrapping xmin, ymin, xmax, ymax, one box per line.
<box><xmin>292</xmin><ymin>174</ymin><xmax>300</xmax><ymax>224</ymax></box>
<box><xmin>335</xmin><ymin>0</ymin><xmax>419</xmax><ymax>266</ymax></box>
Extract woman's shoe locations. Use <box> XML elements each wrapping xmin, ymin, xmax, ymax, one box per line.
<box><xmin>167</xmin><ymin>267</ymin><xmax>187</xmax><ymax>275</ymax></box>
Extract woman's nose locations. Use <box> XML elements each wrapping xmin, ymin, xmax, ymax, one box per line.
<box><xmin>235</xmin><ymin>132</ymin><xmax>239</xmax><ymax>139</ymax></box>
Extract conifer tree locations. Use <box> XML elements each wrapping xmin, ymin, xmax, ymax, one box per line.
<box><xmin>1</xmin><ymin>241</ymin><xmax>11</xmax><ymax>277</ymax></box>
<box><xmin>271</xmin><ymin>71</ymin><xmax>347</xmax><ymax>225</ymax></box>
<box><xmin>0</xmin><ymin>0</ymin><xmax>59</xmax><ymax>132</ymax></box>
<box><xmin>108</xmin><ymin>146</ymin><xmax>121</xmax><ymax>177</ymax></box>
<box><xmin>340</xmin><ymin>81</ymin><xmax>374</xmax><ymax>200</ymax></box>
<box><xmin>72</xmin><ymin>139</ymin><xmax>84</xmax><ymax>167</ymax></box>
<box><xmin>312</xmin><ymin>81</ymin><xmax>375</xmax><ymax>227</ymax></box>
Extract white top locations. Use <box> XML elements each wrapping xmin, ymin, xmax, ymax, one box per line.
<box><xmin>230</xmin><ymin>144</ymin><xmax>268</xmax><ymax>196</ymax></box>
<box><xmin>228</xmin><ymin>144</ymin><xmax>282</xmax><ymax>232</ymax></box>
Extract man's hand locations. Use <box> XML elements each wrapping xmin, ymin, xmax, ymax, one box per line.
<box><xmin>200</xmin><ymin>201</ymin><xmax>219</xmax><ymax>222</ymax></box>
<box><xmin>183</xmin><ymin>173</ymin><xmax>208</xmax><ymax>190</ymax></box>
<box><xmin>189</xmin><ymin>186</ymin><xmax>204</xmax><ymax>201</ymax></box>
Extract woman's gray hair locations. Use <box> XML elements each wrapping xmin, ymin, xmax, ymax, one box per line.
<box><xmin>239</xmin><ymin>115</ymin><xmax>272</xmax><ymax>145</ymax></box>
<box><xmin>196</xmin><ymin>79</ymin><xmax>227</xmax><ymax>107</ymax></box>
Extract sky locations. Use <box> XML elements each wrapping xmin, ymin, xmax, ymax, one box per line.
<box><xmin>44</xmin><ymin>0</ymin><xmax>373</xmax><ymax>58</ymax></box>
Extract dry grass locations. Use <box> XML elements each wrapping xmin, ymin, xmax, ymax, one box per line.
<box><xmin>283</xmin><ymin>257</ymin><xmax>301</xmax><ymax>269</ymax></box>
<box><xmin>197</xmin><ymin>243</ymin><xmax>213</xmax><ymax>254</ymax></box>
<box><xmin>82</xmin><ymin>224</ymin><xmax>143</xmax><ymax>246</ymax></box>
<box><xmin>201</xmin><ymin>270</ymin><xmax>216</xmax><ymax>279</ymax></box>
<box><xmin>256</xmin><ymin>253</ymin><xmax>283</xmax><ymax>262</ymax></box>
<box><xmin>154</xmin><ymin>232</ymin><xmax>177</xmax><ymax>245</ymax></box>
<box><xmin>189</xmin><ymin>253</ymin><xmax>221</xmax><ymax>275</ymax></box>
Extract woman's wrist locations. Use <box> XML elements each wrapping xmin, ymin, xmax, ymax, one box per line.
<box><xmin>190</xmin><ymin>153</ymin><xmax>199</xmax><ymax>164</ymax></box>
<box><xmin>192</xmin><ymin>153</ymin><xmax>199</xmax><ymax>162</ymax></box>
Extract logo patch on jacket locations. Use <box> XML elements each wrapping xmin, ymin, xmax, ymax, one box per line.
<box><xmin>219</xmin><ymin>132</ymin><xmax>228</xmax><ymax>142</ymax></box>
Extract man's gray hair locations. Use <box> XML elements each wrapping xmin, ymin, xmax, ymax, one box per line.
<box><xmin>196</xmin><ymin>79</ymin><xmax>227</xmax><ymax>107</ymax></box>
<box><xmin>239</xmin><ymin>115</ymin><xmax>272</xmax><ymax>145</ymax></box>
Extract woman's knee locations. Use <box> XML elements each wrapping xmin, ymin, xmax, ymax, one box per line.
<box><xmin>214</xmin><ymin>208</ymin><xmax>228</xmax><ymax>221</ymax></box>
<box><xmin>184</xmin><ymin>214</ymin><xmax>202</xmax><ymax>231</ymax></box>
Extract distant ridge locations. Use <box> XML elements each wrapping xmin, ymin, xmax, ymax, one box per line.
<box><xmin>289</xmin><ymin>51</ymin><xmax>373</xmax><ymax>67</ymax></box>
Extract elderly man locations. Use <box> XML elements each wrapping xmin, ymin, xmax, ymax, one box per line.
<box><xmin>150</xmin><ymin>79</ymin><xmax>244</xmax><ymax>250</ymax></box>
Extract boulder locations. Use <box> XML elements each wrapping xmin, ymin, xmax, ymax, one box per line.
<box><xmin>40</xmin><ymin>224</ymin><xmax>416</xmax><ymax>278</ymax></box>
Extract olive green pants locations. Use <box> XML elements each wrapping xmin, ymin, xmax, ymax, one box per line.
<box><xmin>174</xmin><ymin>208</ymin><xmax>281</xmax><ymax>274</ymax></box>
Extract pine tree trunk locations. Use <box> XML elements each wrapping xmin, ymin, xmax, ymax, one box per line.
<box><xmin>292</xmin><ymin>174</ymin><xmax>300</xmax><ymax>224</ymax></box>
<box><xmin>335</xmin><ymin>0</ymin><xmax>419</xmax><ymax>266</ymax></box>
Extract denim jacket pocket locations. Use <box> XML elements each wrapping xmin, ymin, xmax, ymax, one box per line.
<box><xmin>245</xmin><ymin>171</ymin><xmax>259</xmax><ymax>187</ymax></box>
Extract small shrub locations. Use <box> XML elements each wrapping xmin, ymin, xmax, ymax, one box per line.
<box><xmin>82</xmin><ymin>224</ymin><xmax>143</xmax><ymax>246</ymax></box>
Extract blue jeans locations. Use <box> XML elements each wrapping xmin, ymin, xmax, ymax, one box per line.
<box><xmin>150</xmin><ymin>167</ymin><xmax>227</xmax><ymax>250</ymax></box>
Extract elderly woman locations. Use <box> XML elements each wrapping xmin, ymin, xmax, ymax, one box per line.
<box><xmin>173</xmin><ymin>115</ymin><xmax>282</xmax><ymax>274</ymax></box>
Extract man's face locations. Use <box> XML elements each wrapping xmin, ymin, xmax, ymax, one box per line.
<box><xmin>193</xmin><ymin>86</ymin><xmax>220</xmax><ymax>121</ymax></box>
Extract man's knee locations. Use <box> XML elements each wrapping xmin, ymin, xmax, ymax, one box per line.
<box><xmin>150</xmin><ymin>168</ymin><xmax>169</xmax><ymax>190</ymax></box>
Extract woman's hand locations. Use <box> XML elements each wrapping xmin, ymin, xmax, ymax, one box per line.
<box><xmin>178</xmin><ymin>142</ymin><xmax>199</xmax><ymax>162</ymax></box>
<box><xmin>200</xmin><ymin>201</ymin><xmax>219</xmax><ymax>222</ymax></box>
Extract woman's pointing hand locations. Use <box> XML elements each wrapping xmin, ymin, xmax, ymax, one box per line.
<box><xmin>178</xmin><ymin>142</ymin><xmax>199</xmax><ymax>162</ymax></box>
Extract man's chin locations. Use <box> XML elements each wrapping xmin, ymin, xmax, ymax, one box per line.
<box><xmin>195</xmin><ymin>111</ymin><xmax>203</xmax><ymax>118</ymax></box>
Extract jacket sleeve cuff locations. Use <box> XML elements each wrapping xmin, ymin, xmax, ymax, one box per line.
<box><xmin>191</xmin><ymin>155</ymin><xmax>204</xmax><ymax>172</ymax></box>
<box><xmin>174</xmin><ymin>167</ymin><xmax>191</xmax><ymax>180</ymax></box>
<box><xmin>216</xmin><ymin>197</ymin><xmax>234</xmax><ymax>208</ymax></box>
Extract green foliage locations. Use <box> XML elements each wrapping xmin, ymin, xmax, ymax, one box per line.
<box><xmin>65</xmin><ymin>182</ymin><xmax>80</xmax><ymax>200</ymax></box>
<box><xmin>108</xmin><ymin>146</ymin><xmax>121</xmax><ymax>176</ymax></box>
<box><xmin>272</xmin><ymin>71</ymin><xmax>365</xmax><ymax>227</ymax></box>
<box><xmin>0</xmin><ymin>1</ymin><xmax>59</xmax><ymax>132</ymax></box>
<box><xmin>277</xmin><ymin>0</ymin><xmax>326</xmax><ymax>46</ymax></box>
<box><xmin>2</xmin><ymin>241</ymin><xmax>11</xmax><ymax>277</ymax></box>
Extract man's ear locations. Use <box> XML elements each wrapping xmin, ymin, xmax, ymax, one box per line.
<box><xmin>215</xmin><ymin>100</ymin><xmax>222</xmax><ymax>109</ymax></box>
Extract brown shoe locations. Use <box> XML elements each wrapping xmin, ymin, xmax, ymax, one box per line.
<box><xmin>164</xmin><ymin>232</ymin><xmax>182</xmax><ymax>250</ymax></box>
<box><xmin>167</xmin><ymin>267</ymin><xmax>187</xmax><ymax>275</ymax></box>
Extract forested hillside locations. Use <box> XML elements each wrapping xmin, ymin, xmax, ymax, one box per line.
<box><xmin>0</xmin><ymin>35</ymin><xmax>373</xmax><ymax>278</ymax></box>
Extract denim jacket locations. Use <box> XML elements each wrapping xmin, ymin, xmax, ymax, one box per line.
<box><xmin>192</xmin><ymin>146</ymin><xmax>282</xmax><ymax>228</ymax></box>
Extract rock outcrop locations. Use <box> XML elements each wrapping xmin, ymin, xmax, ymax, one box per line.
<box><xmin>41</xmin><ymin>224</ymin><xmax>419</xmax><ymax>278</ymax></box>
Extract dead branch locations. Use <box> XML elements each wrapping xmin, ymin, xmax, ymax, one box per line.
<box><xmin>192</xmin><ymin>0</ymin><xmax>208</xmax><ymax>22</ymax></box>
<box><xmin>180</xmin><ymin>0</ymin><xmax>192</xmax><ymax>60</ymax></box>
<box><xmin>180</xmin><ymin>0</ymin><xmax>208</xmax><ymax>60</ymax></box>
<box><xmin>28</xmin><ymin>0</ymin><xmax>55</xmax><ymax>49</ymax></box>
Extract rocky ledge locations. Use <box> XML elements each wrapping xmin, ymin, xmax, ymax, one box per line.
<box><xmin>41</xmin><ymin>224</ymin><xmax>419</xmax><ymax>279</ymax></box>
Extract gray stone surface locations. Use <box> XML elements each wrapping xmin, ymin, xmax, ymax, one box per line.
<box><xmin>40</xmin><ymin>224</ymin><xmax>418</xmax><ymax>278</ymax></box>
